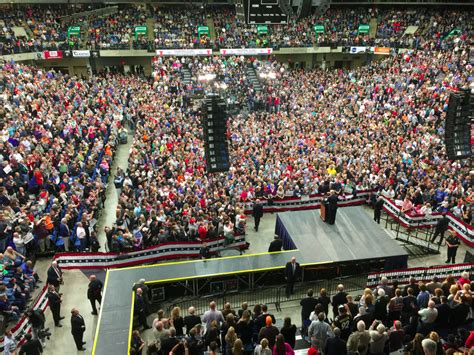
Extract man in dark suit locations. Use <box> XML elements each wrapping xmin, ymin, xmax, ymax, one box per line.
<box><xmin>87</xmin><ymin>275</ymin><xmax>103</xmax><ymax>315</ymax></box>
<box><xmin>268</xmin><ymin>235</ymin><xmax>282</xmax><ymax>252</ymax></box>
<box><xmin>135</xmin><ymin>288</ymin><xmax>150</xmax><ymax>329</ymax></box>
<box><xmin>46</xmin><ymin>261</ymin><xmax>63</xmax><ymax>292</ymax></box>
<box><xmin>19</xmin><ymin>333</ymin><xmax>43</xmax><ymax>355</ymax></box>
<box><xmin>252</xmin><ymin>199</ymin><xmax>264</xmax><ymax>232</ymax></box>
<box><xmin>284</xmin><ymin>257</ymin><xmax>301</xmax><ymax>298</ymax></box>
<box><xmin>430</xmin><ymin>213</ymin><xmax>449</xmax><ymax>244</ymax></box>
<box><xmin>373</xmin><ymin>196</ymin><xmax>384</xmax><ymax>224</ymax></box>
<box><xmin>47</xmin><ymin>285</ymin><xmax>64</xmax><ymax>327</ymax></box>
<box><xmin>184</xmin><ymin>306</ymin><xmax>201</xmax><ymax>334</ymax></box>
<box><xmin>326</xmin><ymin>190</ymin><xmax>339</xmax><ymax>225</ymax></box>
<box><xmin>71</xmin><ymin>308</ymin><xmax>86</xmax><ymax>351</ymax></box>
<box><xmin>300</xmin><ymin>289</ymin><xmax>318</xmax><ymax>327</ymax></box>
<box><xmin>446</xmin><ymin>231</ymin><xmax>460</xmax><ymax>264</ymax></box>
<box><xmin>331</xmin><ymin>284</ymin><xmax>348</xmax><ymax>317</ymax></box>
<box><xmin>324</xmin><ymin>327</ymin><xmax>347</xmax><ymax>355</ymax></box>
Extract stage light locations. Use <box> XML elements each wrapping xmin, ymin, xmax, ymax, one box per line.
<box><xmin>259</xmin><ymin>73</ymin><xmax>267</xmax><ymax>78</ymax></box>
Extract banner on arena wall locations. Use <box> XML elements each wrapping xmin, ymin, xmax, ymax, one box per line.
<box><xmin>156</xmin><ymin>49</ymin><xmax>212</xmax><ymax>56</ymax></box>
<box><xmin>220</xmin><ymin>48</ymin><xmax>273</xmax><ymax>56</ymax></box>
<box><xmin>257</xmin><ymin>25</ymin><xmax>268</xmax><ymax>35</ymax></box>
<box><xmin>67</xmin><ymin>26</ymin><xmax>81</xmax><ymax>39</ymax></box>
<box><xmin>314</xmin><ymin>25</ymin><xmax>325</xmax><ymax>34</ymax></box>
<box><xmin>350</xmin><ymin>46</ymin><xmax>367</xmax><ymax>54</ymax></box>
<box><xmin>72</xmin><ymin>50</ymin><xmax>90</xmax><ymax>58</ymax></box>
<box><xmin>358</xmin><ymin>24</ymin><xmax>370</xmax><ymax>34</ymax></box>
<box><xmin>134</xmin><ymin>26</ymin><xmax>148</xmax><ymax>40</ymax></box>
<box><xmin>373</xmin><ymin>47</ymin><xmax>390</xmax><ymax>55</ymax></box>
<box><xmin>43</xmin><ymin>51</ymin><xmax>63</xmax><ymax>60</ymax></box>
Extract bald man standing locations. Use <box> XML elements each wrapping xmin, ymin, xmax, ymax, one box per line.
<box><xmin>284</xmin><ymin>257</ymin><xmax>301</xmax><ymax>298</ymax></box>
<box><xmin>87</xmin><ymin>275</ymin><xmax>103</xmax><ymax>315</ymax></box>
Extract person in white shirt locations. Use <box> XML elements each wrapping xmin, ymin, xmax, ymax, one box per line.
<box><xmin>418</xmin><ymin>301</ymin><xmax>437</xmax><ymax>333</ymax></box>
<box><xmin>13</xmin><ymin>232</ymin><xmax>26</xmax><ymax>256</ymax></box>
<box><xmin>76</xmin><ymin>222</ymin><xmax>87</xmax><ymax>252</ymax></box>
<box><xmin>3</xmin><ymin>329</ymin><xmax>17</xmax><ymax>355</ymax></box>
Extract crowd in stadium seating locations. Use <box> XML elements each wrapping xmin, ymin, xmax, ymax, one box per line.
<box><xmin>0</xmin><ymin>5</ymin><xmax>472</xmax><ymax>53</ymax></box>
<box><xmin>97</xmin><ymin>39</ymin><xmax>472</xmax><ymax>252</ymax></box>
<box><xmin>0</xmin><ymin>62</ymin><xmax>149</xmax><ymax>255</ymax></box>
<box><xmin>132</xmin><ymin>274</ymin><xmax>473</xmax><ymax>354</ymax></box>
<box><xmin>88</xmin><ymin>5</ymin><xmax>148</xmax><ymax>50</ymax></box>
<box><xmin>152</xmin><ymin>7</ymin><xmax>208</xmax><ymax>50</ymax></box>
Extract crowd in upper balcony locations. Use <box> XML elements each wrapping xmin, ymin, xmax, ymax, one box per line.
<box><xmin>0</xmin><ymin>5</ymin><xmax>472</xmax><ymax>54</ymax></box>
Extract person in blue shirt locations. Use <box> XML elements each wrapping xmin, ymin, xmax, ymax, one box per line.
<box><xmin>417</xmin><ymin>284</ymin><xmax>430</xmax><ymax>309</ymax></box>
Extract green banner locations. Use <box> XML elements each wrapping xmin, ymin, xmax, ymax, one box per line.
<box><xmin>135</xmin><ymin>26</ymin><xmax>147</xmax><ymax>40</ymax></box>
<box><xmin>257</xmin><ymin>25</ymin><xmax>268</xmax><ymax>35</ymax></box>
<box><xmin>67</xmin><ymin>26</ymin><xmax>80</xmax><ymax>39</ymax></box>
<box><xmin>358</xmin><ymin>24</ymin><xmax>370</xmax><ymax>34</ymax></box>
<box><xmin>198</xmin><ymin>26</ymin><xmax>210</xmax><ymax>39</ymax></box>
<box><xmin>447</xmin><ymin>29</ymin><xmax>461</xmax><ymax>38</ymax></box>
<box><xmin>314</xmin><ymin>25</ymin><xmax>325</xmax><ymax>34</ymax></box>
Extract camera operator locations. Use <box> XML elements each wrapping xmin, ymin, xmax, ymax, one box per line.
<box><xmin>26</xmin><ymin>308</ymin><xmax>47</xmax><ymax>346</ymax></box>
<box><xmin>18</xmin><ymin>333</ymin><xmax>43</xmax><ymax>355</ymax></box>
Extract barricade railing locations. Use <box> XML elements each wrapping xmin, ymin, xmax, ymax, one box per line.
<box><xmin>366</xmin><ymin>262</ymin><xmax>474</xmax><ymax>288</ymax></box>
<box><xmin>380</xmin><ymin>196</ymin><xmax>474</xmax><ymax>248</ymax></box>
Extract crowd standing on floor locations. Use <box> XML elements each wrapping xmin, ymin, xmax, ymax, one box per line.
<box><xmin>129</xmin><ymin>272</ymin><xmax>473</xmax><ymax>355</ymax></box>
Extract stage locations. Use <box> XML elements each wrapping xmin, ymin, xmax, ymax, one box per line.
<box><xmin>275</xmin><ymin>206</ymin><xmax>408</xmax><ymax>270</ymax></box>
<box><xmin>93</xmin><ymin>207</ymin><xmax>408</xmax><ymax>355</ymax></box>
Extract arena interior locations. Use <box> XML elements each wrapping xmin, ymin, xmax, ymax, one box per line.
<box><xmin>0</xmin><ymin>0</ymin><xmax>473</xmax><ymax>354</ymax></box>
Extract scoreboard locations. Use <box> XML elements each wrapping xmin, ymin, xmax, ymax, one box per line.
<box><xmin>245</xmin><ymin>0</ymin><xmax>289</xmax><ymax>24</ymax></box>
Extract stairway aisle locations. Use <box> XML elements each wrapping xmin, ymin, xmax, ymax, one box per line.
<box><xmin>245</xmin><ymin>64</ymin><xmax>263</xmax><ymax>93</ymax></box>
<box><xmin>95</xmin><ymin>129</ymin><xmax>134</xmax><ymax>251</ymax></box>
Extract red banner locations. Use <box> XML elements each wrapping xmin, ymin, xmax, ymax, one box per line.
<box><xmin>43</xmin><ymin>50</ymin><xmax>63</xmax><ymax>60</ymax></box>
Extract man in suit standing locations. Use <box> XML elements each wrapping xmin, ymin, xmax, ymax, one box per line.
<box><xmin>135</xmin><ymin>288</ymin><xmax>150</xmax><ymax>329</ymax></box>
<box><xmin>326</xmin><ymin>190</ymin><xmax>339</xmax><ymax>225</ymax></box>
<box><xmin>47</xmin><ymin>285</ymin><xmax>64</xmax><ymax>327</ymax></box>
<box><xmin>70</xmin><ymin>308</ymin><xmax>86</xmax><ymax>351</ymax></box>
<box><xmin>87</xmin><ymin>275</ymin><xmax>103</xmax><ymax>315</ymax></box>
<box><xmin>430</xmin><ymin>213</ymin><xmax>449</xmax><ymax>245</ymax></box>
<box><xmin>47</xmin><ymin>261</ymin><xmax>63</xmax><ymax>292</ymax></box>
<box><xmin>252</xmin><ymin>199</ymin><xmax>264</xmax><ymax>232</ymax></box>
<box><xmin>284</xmin><ymin>257</ymin><xmax>301</xmax><ymax>298</ymax></box>
<box><xmin>373</xmin><ymin>196</ymin><xmax>384</xmax><ymax>224</ymax></box>
<box><xmin>300</xmin><ymin>289</ymin><xmax>318</xmax><ymax>329</ymax></box>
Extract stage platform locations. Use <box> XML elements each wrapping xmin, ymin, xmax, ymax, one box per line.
<box><xmin>275</xmin><ymin>206</ymin><xmax>408</xmax><ymax>269</ymax></box>
<box><xmin>93</xmin><ymin>206</ymin><xmax>408</xmax><ymax>355</ymax></box>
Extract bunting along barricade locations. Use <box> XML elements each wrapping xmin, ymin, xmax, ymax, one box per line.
<box><xmin>243</xmin><ymin>189</ymin><xmax>375</xmax><ymax>214</ymax></box>
<box><xmin>53</xmin><ymin>235</ymin><xmax>247</xmax><ymax>269</ymax></box>
<box><xmin>381</xmin><ymin>196</ymin><xmax>474</xmax><ymax>247</ymax></box>
<box><xmin>0</xmin><ymin>285</ymin><xmax>49</xmax><ymax>352</ymax></box>
<box><xmin>366</xmin><ymin>262</ymin><xmax>474</xmax><ymax>288</ymax></box>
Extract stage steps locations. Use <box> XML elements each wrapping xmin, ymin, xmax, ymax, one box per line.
<box><xmin>381</xmin><ymin>210</ymin><xmax>440</xmax><ymax>254</ymax></box>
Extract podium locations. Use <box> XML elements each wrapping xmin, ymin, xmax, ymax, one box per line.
<box><xmin>320</xmin><ymin>201</ymin><xmax>327</xmax><ymax>222</ymax></box>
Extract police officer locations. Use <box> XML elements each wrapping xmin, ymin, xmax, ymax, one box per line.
<box><xmin>445</xmin><ymin>231</ymin><xmax>460</xmax><ymax>264</ymax></box>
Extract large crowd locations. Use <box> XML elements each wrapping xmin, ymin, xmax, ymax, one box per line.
<box><xmin>99</xmin><ymin>35</ymin><xmax>472</xmax><ymax>250</ymax></box>
<box><xmin>0</xmin><ymin>5</ymin><xmax>472</xmax><ymax>54</ymax></box>
<box><xmin>131</xmin><ymin>275</ymin><xmax>473</xmax><ymax>354</ymax></box>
